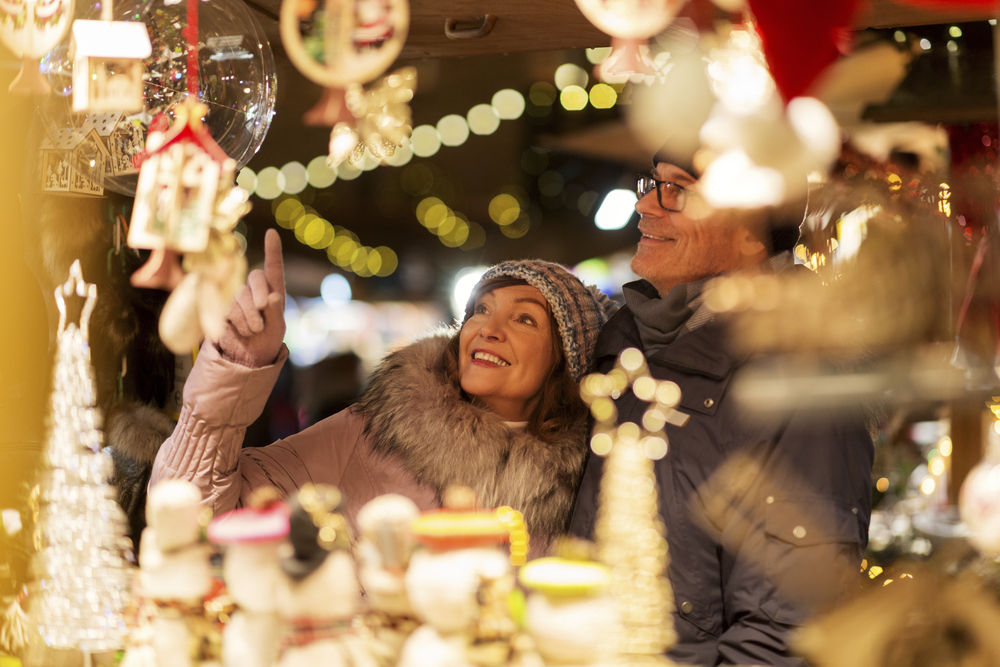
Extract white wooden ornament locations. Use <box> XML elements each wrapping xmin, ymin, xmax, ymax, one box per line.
<box><xmin>71</xmin><ymin>19</ymin><xmax>152</xmax><ymax>113</ymax></box>
<box><xmin>1</xmin><ymin>0</ymin><xmax>74</xmax><ymax>93</ymax></box>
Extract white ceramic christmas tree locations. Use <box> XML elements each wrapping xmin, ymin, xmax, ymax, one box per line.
<box><xmin>29</xmin><ymin>259</ymin><xmax>133</xmax><ymax>654</ymax></box>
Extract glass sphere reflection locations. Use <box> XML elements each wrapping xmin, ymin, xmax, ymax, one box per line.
<box><xmin>34</xmin><ymin>0</ymin><xmax>276</xmax><ymax>196</ymax></box>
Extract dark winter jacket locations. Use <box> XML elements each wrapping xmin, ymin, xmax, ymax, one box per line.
<box><xmin>569</xmin><ymin>279</ymin><xmax>873</xmax><ymax>667</ymax></box>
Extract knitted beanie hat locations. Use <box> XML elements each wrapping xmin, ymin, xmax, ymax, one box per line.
<box><xmin>467</xmin><ymin>260</ymin><xmax>618</xmax><ymax>382</ymax></box>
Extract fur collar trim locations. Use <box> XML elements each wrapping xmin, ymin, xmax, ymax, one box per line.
<box><xmin>355</xmin><ymin>333</ymin><xmax>589</xmax><ymax>546</ymax></box>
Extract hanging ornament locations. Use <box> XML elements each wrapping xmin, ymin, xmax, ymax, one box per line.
<box><xmin>329</xmin><ymin>66</ymin><xmax>415</xmax><ymax>168</ymax></box>
<box><xmin>69</xmin><ymin>0</ymin><xmax>151</xmax><ymax>113</ymax></box>
<box><xmin>28</xmin><ymin>260</ymin><xmax>133</xmax><ymax>653</ymax></box>
<box><xmin>1</xmin><ymin>0</ymin><xmax>73</xmax><ymax>94</ymax></box>
<box><xmin>128</xmin><ymin>95</ymin><xmax>250</xmax><ymax>353</ymax></box>
<box><xmin>573</xmin><ymin>0</ymin><xmax>687</xmax><ymax>78</ymax></box>
<box><xmin>280</xmin><ymin>0</ymin><xmax>412</xmax><ymax>167</ymax></box>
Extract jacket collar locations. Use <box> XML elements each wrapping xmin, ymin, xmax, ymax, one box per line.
<box><xmin>596</xmin><ymin>280</ymin><xmax>745</xmax><ymax>380</ymax></box>
<box><xmin>354</xmin><ymin>332</ymin><xmax>588</xmax><ymax>544</ymax></box>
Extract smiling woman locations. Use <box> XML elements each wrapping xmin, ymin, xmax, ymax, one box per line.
<box><xmin>149</xmin><ymin>250</ymin><xmax>617</xmax><ymax>552</ymax></box>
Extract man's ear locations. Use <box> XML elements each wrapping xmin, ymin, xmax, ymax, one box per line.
<box><xmin>737</xmin><ymin>224</ymin><xmax>768</xmax><ymax>260</ymax></box>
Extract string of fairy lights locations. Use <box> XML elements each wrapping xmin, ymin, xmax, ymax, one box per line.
<box><xmin>236</xmin><ymin>48</ymin><xmax>627</xmax><ymax>277</ymax></box>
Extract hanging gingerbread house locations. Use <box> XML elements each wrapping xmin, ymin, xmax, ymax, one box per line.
<box><xmin>71</xmin><ymin>19</ymin><xmax>152</xmax><ymax>113</ymax></box>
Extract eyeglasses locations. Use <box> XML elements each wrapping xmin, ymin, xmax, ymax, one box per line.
<box><xmin>636</xmin><ymin>174</ymin><xmax>688</xmax><ymax>212</ymax></box>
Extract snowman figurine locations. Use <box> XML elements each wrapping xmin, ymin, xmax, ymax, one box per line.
<box><xmin>137</xmin><ymin>479</ymin><xmax>215</xmax><ymax>667</ymax></box>
<box><xmin>398</xmin><ymin>487</ymin><xmax>519</xmax><ymax>667</ymax></box>
<box><xmin>355</xmin><ymin>494</ymin><xmax>422</xmax><ymax>666</ymax></box>
<box><xmin>208</xmin><ymin>488</ymin><xmax>290</xmax><ymax>667</ymax></box>
<box><xmin>276</xmin><ymin>484</ymin><xmax>377</xmax><ymax>667</ymax></box>
<box><xmin>518</xmin><ymin>548</ymin><xmax>618</xmax><ymax>666</ymax></box>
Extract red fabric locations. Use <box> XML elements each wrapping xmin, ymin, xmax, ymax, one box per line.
<box><xmin>893</xmin><ymin>0</ymin><xmax>994</xmax><ymax>8</ymax></box>
<box><xmin>746</xmin><ymin>0</ymin><xmax>860</xmax><ymax>101</ymax></box>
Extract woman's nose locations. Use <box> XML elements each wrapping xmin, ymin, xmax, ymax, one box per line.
<box><xmin>479</xmin><ymin>313</ymin><xmax>506</xmax><ymax>340</ymax></box>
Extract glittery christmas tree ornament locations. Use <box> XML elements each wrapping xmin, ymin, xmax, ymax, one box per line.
<box><xmin>27</xmin><ymin>259</ymin><xmax>134</xmax><ymax>654</ymax></box>
<box><xmin>580</xmin><ymin>348</ymin><xmax>684</xmax><ymax>665</ymax></box>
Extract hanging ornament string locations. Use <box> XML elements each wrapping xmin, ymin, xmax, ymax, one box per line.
<box><xmin>184</xmin><ymin>0</ymin><xmax>199</xmax><ymax>98</ymax></box>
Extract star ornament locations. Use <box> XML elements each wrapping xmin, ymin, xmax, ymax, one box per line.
<box><xmin>55</xmin><ymin>259</ymin><xmax>98</xmax><ymax>340</ymax></box>
<box><xmin>580</xmin><ymin>347</ymin><xmax>689</xmax><ymax>460</ymax></box>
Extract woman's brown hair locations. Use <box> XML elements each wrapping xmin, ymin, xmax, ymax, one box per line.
<box><xmin>437</xmin><ymin>277</ymin><xmax>588</xmax><ymax>443</ymax></box>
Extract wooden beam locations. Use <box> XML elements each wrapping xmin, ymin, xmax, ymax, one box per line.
<box><xmin>854</xmin><ymin>0</ymin><xmax>996</xmax><ymax>29</ymax></box>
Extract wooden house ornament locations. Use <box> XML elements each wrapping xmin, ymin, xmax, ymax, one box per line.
<box><xmin>40</xmin><ymin>114</ymin><xmax>117</xmax><ymax>195</ymax></box>
<box><xmin>129</xmin><ymin>98</ymin><xmax>238</xmax><ymax>288</ymax></box>
<box><xmin>71</xmin><ymin>19</ymin><xmax>151</xmax><ymax>113</ymax></box>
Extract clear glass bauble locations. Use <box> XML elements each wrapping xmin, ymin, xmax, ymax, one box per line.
<box><xmin>35</xmin><ymin>0</ymin><xmax>276</xmax><ymax>196</ymax></box>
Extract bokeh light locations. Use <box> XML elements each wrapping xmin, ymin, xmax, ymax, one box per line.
<box><xmin>489</xmin><ymin>193</ymin><xmax>520</xmax><ymax>225</ymax></box>
<box><xmin>560</xmin><ymin>85</ymin><xmax>589</xmax><ymax>111</ymax></box>
<box><xmin>255</xmin><ymin>166</ymin><xmax>285</xmax><ymax>200</ymax></box>
<box><xmin>274</xmin><ymin>197</ymin><xmax>305</xmax><ymax>229</ymax></box>
<box><xmin>462</xmin><ymin>222</ymin><xmax>486</xmax><ymax>250</ymax></box>
<box><xmin>555</xmin><ymin>63</ymin><xmax>589</xmax><ymax>91</ymax></box>
<box><xmin>410</xmin><ymin>125</ymin><xmax>442</xmax><ymax>157</ymax></box>
<box><xmin>595</xmin><ymin>189</ymin><xmax>638</xmax><ymax>230</ymax></box>
<box><xmin>538</xmin><ymin>171</ymin><xmax>565</xmax><ymax>197</ymax></box>
<box><xmin>306</xmin><ymin>156</ymin><xmax>337</xmax><ymax>189</ymax></box>
<box><xmin>281</xmin><ymin>162</ymin><xmax>308</xmax><ymax>195</ymax></box>
<box><xmin>920</xmin><ymin>477</ymin><xmax>936</xmax><ymax>494</ymax></box>
<box><xmin>401</xmin><ymin>164</ymin><xmax>435</xmax><ymax>196</ymax></box>
<box><xmin>500</xmin><ymin>215</ymin><xmax>530</xmax><ymax>238</ymax></box>
<box><xmin>337</xmin><ymin>161</ymin><xmax>363</xmax><ymax>181</ymax></box>
<box><xmin>940</xmin><ymin>437</ymin><xmax>953</xmax><ymax>457</ymax></box>
<box><xmin>452</xmin><ymin>266</ymin><xmax>488</xmax><ymax>317</ymax></box>
<box><xmin>236</xmin><ymin>167</ymin><xmax>257</xmax><ymax>193</ymax></box>
<box><xmin>372</xmin><ymin>246</ymin><xmax>398</xmax><ymax>277</ymax></box>
<box><xmin>467</xmin><ymin>104</ymin><xmax>501</xmax><ymax>136</ymax></box>
<box><xmin>492</xmin><ymin>89</ymin><xmax>525</xmax><ymax>120</ymax></box>
<box><xmin>437</xmin><ymin>114</ymin><xmax>470</xmax><ymax>146</ymax></box>
<box><xmin>529</xmin><ymin>82</ymin><xmax>557</xmax><ymax>106</ymax></box>
<box><xmin>586</xmin><ymin>47</ymin><xmax>612</xmax><ymax>64</ymax></box>
<box><xmin>321</xmin><ymin>273</ymin><xmax>352</xmax><ymax>304</ymax></box>
<box><xmin>589</xmin><ymin>83</ymin><xmax>617</xmax><ymax>109</ymax></box>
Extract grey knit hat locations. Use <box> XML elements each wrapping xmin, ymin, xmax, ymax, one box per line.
<box><xmin>467</xmin><ymin>260</ymin><xmax>618</xmax><ymax>382</ymax></box>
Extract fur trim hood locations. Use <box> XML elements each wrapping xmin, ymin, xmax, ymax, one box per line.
<box><xmin>355</xmin><ymin>333</ymin><xmax>589</xmax><ymax>546</ymax></box>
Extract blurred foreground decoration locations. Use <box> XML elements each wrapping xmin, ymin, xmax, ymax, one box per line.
<box><xmin>1</xmin><ymin>0</ymin><xmax>73</xmax><ymax>94</ymax></box>
<box><xmin>581</xmin><ymin>348</ymin><xmax>682</xmax><ymax>663</ymax></box>
<box><xmin>573</xmin><ymin>0</ymin><xmax>686</xmax><ymax>78</ymax></box>
<box><xmin>28</xmin><ymin>260</ymin><xmax>133</xmax><ymax>653</ymax></box>
<box><xmin>704</xmin><ymin>145</ymin><xmax>988</xmax><ymax>415</ymax></box>
<box><xmin>796</xmin><ymin>571</ymin><xmax>1000</xmax><ymax>667</ymax></box>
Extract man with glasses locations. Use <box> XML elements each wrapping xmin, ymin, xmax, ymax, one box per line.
<box><xmin>569</xmin><ymin>153</ymin><xmax>873</xmax><ymax>666</ymax></box>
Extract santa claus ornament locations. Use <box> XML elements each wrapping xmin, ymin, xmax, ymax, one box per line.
<box><xmin>1</xmin><ymin>0</ymin><xmax>73</xmax><ymax>94</ymax></box>
<box><xmin>280</xmin><ymin>0</ymin><xmax>414</xmax><ymax>167</ymax></box>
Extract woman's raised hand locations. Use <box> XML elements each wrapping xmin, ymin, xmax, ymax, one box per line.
<box><xmin>218</xmin><ymin>229</ymin><xmax>287</xmax><ymax>368</ymax></box>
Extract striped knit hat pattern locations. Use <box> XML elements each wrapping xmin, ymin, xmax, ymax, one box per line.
<box><xmin>469</xmin><ymin>260</ymin><xmax>618</xmax><ymax>381</ymax></box>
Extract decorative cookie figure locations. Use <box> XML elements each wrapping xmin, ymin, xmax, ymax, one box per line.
<box><xmin>518</xmin><ymin>553</ymin><xmax>618</xmax><ymax>666</ymax></box>
<box><xmin>208</xmin><ymin>489</ymin><xmax>290</xmax><ymax>667</ymax></box>
<box><xmin>398</xmin><ymin>487</ymin><xmax>518</xmax><ymax>667</ymax></box>
<box><xmin>276</xmin><ymin>485</ymin><xmax>377</xmax><ymax>667</ymax></box>
<box><xmin>138</xmin><ymin>479</ymin><xmax>215</xmax><ymax>667</ymax></box>
<box><xmin>356</xmin><ymin>494</ymin><xmax>421</xmax><ymax>667</ymax></box>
